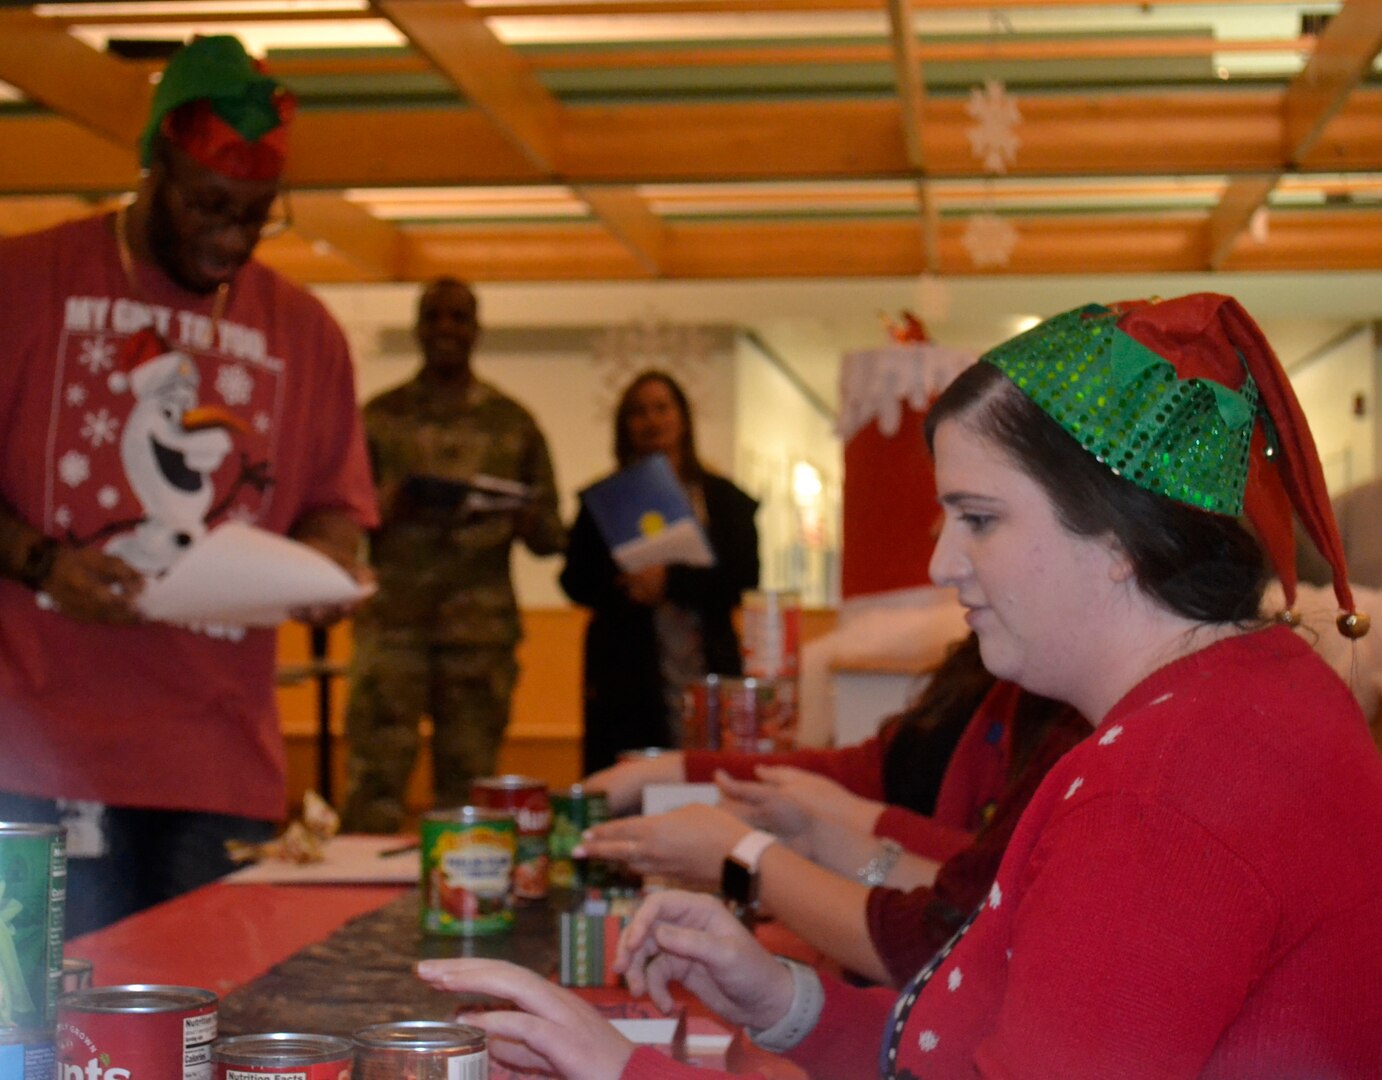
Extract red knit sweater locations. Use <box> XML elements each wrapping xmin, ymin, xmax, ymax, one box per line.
<box><xmin>621</xmin><ymin>627</ymin><xmax>1382</xmax><ymax>1079</ymax></box>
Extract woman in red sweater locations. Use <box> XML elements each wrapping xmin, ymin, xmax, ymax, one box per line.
<box><xmin>419</xmin><ymin>295</ymin><xmax>1382</xmax><ymax>1079</ymax></box>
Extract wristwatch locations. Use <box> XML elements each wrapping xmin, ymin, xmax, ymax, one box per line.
<box><xmin>16</xmin><ymin>536</ymin><xmax>60</xmax><ymax>592</ymax></box>
<box><xmin>721</xmin><ymin>829</ymin><xmax>777</xmax><ymax>914</ymax></box>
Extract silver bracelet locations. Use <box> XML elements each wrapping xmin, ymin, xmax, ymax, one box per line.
<box><xmin>747</xmin><ymin>957</ymin><xmax>825</xmax><ymax>1053</ymax></box>
<box><xmin>856</xmin><ymin>838</ymin><xmax>903</xmax><ymax>887</ymax></box>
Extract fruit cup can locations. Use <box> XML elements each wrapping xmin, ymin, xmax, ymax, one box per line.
<box><xmin>419</xmin><ymin>807</ymin><xmax>515</xmax><ymax>936</ymax></box>
<box><xmin>351</xmin><ymin>1020</ymin><xmax>486</xmax><ymax>1080</ymax></box>
<box><xmin>469</xmin><ymin>776</ymin><xmax>551</xmax><ymax>900</ymax></box>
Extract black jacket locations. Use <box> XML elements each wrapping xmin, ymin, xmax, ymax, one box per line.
<box><xmin>560</xmin><ymin>472</ymin><xmax>760</xmax><ymax>773</ymax></box>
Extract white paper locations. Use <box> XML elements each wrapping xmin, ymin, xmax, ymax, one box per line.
<box><xmin>612</xmin><ymin>519</ymin><xmax>715</xmax><ymax>573</ymax></box>
<box><xmin>222</xmin><ymin>834</ymin><xmax>420</xmax><ymax>884</ymax></box>
<box><xmin>641</xmin><ymin>782</ymin><xmax>720</xmax><ymax>815</ymax></box>
<box><xmin>137</xmin><ymin>521</ymin><xmax>370</xmax><ymax>628</ymax></box>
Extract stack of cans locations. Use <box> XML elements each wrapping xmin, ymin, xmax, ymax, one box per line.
<box><xmin>0</xmin><ymin>823</ymin><xmax>65</xmax><ymax>1080</ymax></box>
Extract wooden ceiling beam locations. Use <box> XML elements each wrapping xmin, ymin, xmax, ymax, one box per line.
<box><xmin>249</xmin><ymin>209</ymin><xmax>1382</xmax><ymax>283</ymax></box>
<box><xmin>885</xmin><ymin>0</ymin><xmax>937</xmax><ymax>272</ymax></box>
<box><xmin>571</xmin><ymin>185</ymin><xmax>665</xmax><ymax>275</ymax></box>
<box><xmin>1205</xmin><ymin>0</ymin><xmax>1382</xmax><ymax>269</ymax></box>
<box><xmin>7</xmin><ymin>91</ymin><xmax>1382</xmax><ymax>196</ymax></box>
<box><xmin>375</xmin><ymin>0</ymin><xmax>562</xmax><ymax>172</ymax></box>
<box><xmin>467</xmin><ymin>0</ymin><xmax>1310</xmax><ymax>13</ymax></box>
<box><xmin>286</xmin><ymin>193</ymin><xmax>405</xmax><ymax>281</ymax></box>
<box><xmin>0</xmin><ymin>9</ymin><xmax>149</xmax><ymax>148</ymax></box>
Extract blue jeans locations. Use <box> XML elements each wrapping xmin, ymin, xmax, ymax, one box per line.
<box><xmin>0</xmin><ymin>791</ymin><xmax>275</xmax><ymax>938</ymax></box>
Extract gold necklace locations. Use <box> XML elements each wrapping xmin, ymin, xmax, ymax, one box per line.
<box><xmin>114</xmin><ymin>204</ymin><xmax>230</xmax><ymax>341</ymax></box>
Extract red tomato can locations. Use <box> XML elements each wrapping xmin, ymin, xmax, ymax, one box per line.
<box><xmin>57</xmin><ymin>985</ymin><xmax>218</xmax><ymax>1080</ymax></box>
<box><xmin>469</xmin><ymin>775</ymin><xmax>551</xmax><ymax>900</ymax></box>
<box><xmin>212</xmin><ymin>1032</ymin><xmax>353</xmax><ymax>1079</ymax></box>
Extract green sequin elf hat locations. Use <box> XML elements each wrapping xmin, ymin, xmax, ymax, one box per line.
<box><xmin>139</xmin><ymin>36</ymin><xmax>296</xmax><ymax>181</ymax></box>
<box><xmin>982</xmin><ymin>293</ymin><xmax>1366</xmax><ymax>638</ymax></box>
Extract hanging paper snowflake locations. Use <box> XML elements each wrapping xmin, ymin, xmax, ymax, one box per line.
<box><xmin>965</xmin><ymin>79</ymin><xmax>1022</xmax><ymax>175</ymax></box>
<box><xmin>962</xmin><ymin>212</ymin><xmax>1018</xmax><ymax>268</ymax></box>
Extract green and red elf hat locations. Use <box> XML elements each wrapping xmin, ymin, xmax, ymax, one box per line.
<box><xmin>138</xmin><ymin>35</ymin><xmax>296</xmax><ymax>182</ymax></box>
<box><xmin>981</xmin><ymin>293</ymin><xmax>1368</xmax><ymax>638</ymax></box>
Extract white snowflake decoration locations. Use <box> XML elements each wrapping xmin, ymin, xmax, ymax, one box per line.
<box><xmin>1098</xmin><ymin>724</ymin><xmax>1124</xmax><ymax>746</ymax></box>
<box><xmin>216</xmin><ymin>363</ymin><xmax>254</xmax><ymax>407</ymax></box>
<box><xmin>918</xmin><ymin>1030</ymin><xmax>940</xmax><ymax>1052</ymax></box>
<box><xmin>58</xmin><ymin>451</ymin><xmax>90</xmax><ymax>488</ymax></box>
<box><xmin>97</xmin><ymin>485</ymin><xmax>121</xmax><ymax>510</ymax></box>
<box><xmin>962</xmin><ymin>212</ymin><xmax>1018</xmax><ymax>268</ymax></box>
<box><xmin>989</xmin><ymin>880</ymin><xmax>1003</xmax><ymax>909</ymax></box>
<box><xmin>65</xmin><ymin>383</ymin><xmax>88</xmax><ymax>407</ymax></box>
<box><xmin>253</xmin><ymin>411</ymin><xmax>272</xmax><ymax>435</ymax></box>
<box><xmin>77</xmin><ymin>337</ymin><xmax>116</xmax><ymax>377</ymax></box>
<box><xmin>80</xmin><ymin>408</ymin><xmax>120</xmax><ymax>448</ymax></box>
<box><xmin>965</xmin><ymin>79</ymin><xmax>1022</xmax><ymax>175</ymax></box>
<box><xmin>54</xmin><ymin>506</ymin><xmax>72</xmax><ymax>529</ymax></box>
<box><xmin>1065</xmin><ymin>777</ymin><xmax>1084</xmax><ymax>800</ymax></box>
<box><xmin>947</xmin><ymin>968</ymin><xmax>963</xmax><ymax>992</ymax></box>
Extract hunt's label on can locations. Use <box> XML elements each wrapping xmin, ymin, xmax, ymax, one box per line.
<box><xmin>420</xmin><ymin>808</ymin><xmax>515</xmax><ymax>935</ymax></box>
<box><xmin>213</xmin><ymin>1032</ymin><xmax>354</xmax><ymax>1079</ymax></box>
<box><xmin>469</xmin><ymin>776</ymin><xmax>551</xmax><ymax>900</ymax></box>
<box><xmin>0</xmin><ymin>1033</ymin><xmax>55</xmax><ymax>1080</ymax></box>
<box><xmin>57</xmin><ymin>984</ymin><xmax>218</xmax><ymax>1080</ymax></box>
<box><xmin>0</xmin><ymin>823</ymin><xmax>66</xmax><ymax>1036</ymax></box>
<box><xmin>548</xmin><ymin>786</ymin><xmax>609</xmax><ymax>890</ymax></box>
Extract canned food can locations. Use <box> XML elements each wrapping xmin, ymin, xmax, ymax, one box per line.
<box><xmin>351</xmin><ymin>1020</ymin><xmax>486</xmax><ymax>1080</ymax></box>
<box><xmin>547</xmin><ymin>785</ymin><xmax>609</xmax><ymax>890</ymax></box>
<box><xmin>681</xmin><ymin>675</ymin><xmax>722</xmax><ymax>750</ymax></box>
<box><xmin>720</xmin><ymin>676</ymin><xmax>795</xmax><ymax>752</ymax></box>
<box><xmin>57</xmin><ymin>984</ymin><xmax>218</xmax><ymax>1080</ymax></box>
<box><xmin>213</xmin><ymin>1032</ymin><xmax>354</xmax><ymax>1079</ymax></box>
<box><xmin>420</xmin><ymin>807</ymin><xmax>515</xmax><ymax>936</ymax></box>
<box><xmin>0</xmin><ymin>1029</ymin><xmax>54</xmax><ymax>1080</ymax></box>
<box><xmin>0</xmin><ymin>822</ymin><xmax>66</xmax><ymax>1036</ymax></box>
<box><xmin>741</xmin><ymin>590</ymin><xmax>801</xmax><ymax>679</ymax></box>
<box><xmin>61</xmin><ymin>958</ymin><xmax>93</xmax><ymax>994</ymax></box>
<box><xmin>469</xmin><ymin>775</ymin><xmax>551</xmax><ymax>900</ymax></box>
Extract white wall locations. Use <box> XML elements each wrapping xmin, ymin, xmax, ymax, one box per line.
<box><xmin>1287</xmin><ymin>325</ymin><xmax>1374</xmax><ymax>494</ymax></box>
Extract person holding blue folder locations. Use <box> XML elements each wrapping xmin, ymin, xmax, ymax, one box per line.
<box><xmin>561</xmin><ymin>371</ymin><xmax>760</xmax><ymax>773</ymax></box>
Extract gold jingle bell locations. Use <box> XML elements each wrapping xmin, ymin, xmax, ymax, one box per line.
<box><xmin>1278</xmin><ymin>609</ymin><xmax>1303</xmax><ymax>628</ymax></box>
<box><xmin>1337</xmin><ymin>610</ymin><xmax>1371</xmax><ymax>639</ymax></box>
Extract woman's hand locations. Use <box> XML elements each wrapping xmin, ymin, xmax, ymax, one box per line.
<box><xmin>616</xmin><ymin>890</ymin><xmax>794</xmax><ymax>1030</ymax></box>
<box><xmin>574</xmin><ymin>804</ymin><xmax>750</xmax><ymax>887</ymax></box>
<box><xmin>619</xmin><ymin>565</ymin><xmax>668</xmax><ymax>606</ymax></box>
<box><xmin>416</xmin><ymin>959</ymin><xmax>635</xmax><ymax>1080</ymax></box>
<box><xmin>583</xmin><ymin>753</ymin><xmax>686</xmax><ymax>815</ymax></box>
<box><xmin>717</xmin><ymin>766</ymin><xmax>885</xmax><ymax>856</ymax></box>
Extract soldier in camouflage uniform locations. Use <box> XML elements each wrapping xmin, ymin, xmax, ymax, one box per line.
<box><xmin>342</xmin><ymin>277</ymin><xmax>565</xmax><ymax>833</ymax></box>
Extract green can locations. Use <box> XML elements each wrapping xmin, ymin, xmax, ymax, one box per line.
<box><xmin>419</xmin><ymin>808</ymin><xmax>515</xmax><ymax>936</ymax></box>
<box><xmin>0</xmin><ymin>823</ymin><xmax>65</xmax><ymax>1035</ymax></box>
<box><xmin>547</xmin><ymin>785</ymin><xmax>609</xmax><ymax>890</ymax></box>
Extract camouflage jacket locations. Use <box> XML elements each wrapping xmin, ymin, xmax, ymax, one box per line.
<box><xmin>360</xmin><ymin>375</ymin><xmax>565</xmax><ymax>645</ymax></box>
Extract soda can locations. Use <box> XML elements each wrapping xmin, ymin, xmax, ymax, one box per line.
<box><xmin>547</xmin><ymin>785</ymin><xmax>609</xmax><ymax>890</ymax></box>
<box><xmin>351</xmin><ymin>1020</ymin><xmax>486</xmax><ymax>1080</ymax></box>
<box><xmin>0</xmin><ymin>1029</ymin><xmax>54</xmax><ymax>1080</ymax></box>
<box><xmin>0</xmin><ymin>822</ymin><xmax>66</xmax><ymax>1036</ymax></box>
<box><xmin>469</xmin><ymin>776</ymin><xmax>551</xmax><ymax>900</ymax></box>
<box><xmin>419</xmin><ymin>807</ymin><xmax>515</xmax><ymax>936</ymax></box>
<box><xmin>719</xmin><ymin>676</ymin><xmax>795</xmax><ymax>752</ymax></box>
<box><xmin>57</xmin><ymin>984</ymin><xmax>218</xmax><ymax>1080</ymax></box>
<box><xmin>213</xmin><ymin>1032</ymin><xmax>353</xmax><ymax>1079</ymax></box>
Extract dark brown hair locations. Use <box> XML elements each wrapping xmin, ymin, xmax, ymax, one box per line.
<box><xmin>614</xmin><ymin>370</ymin><xmax>704</xmax><ymax>482</ymax></box>
<box><xmin>924</xmin><ymin>362</ymin><xmax>1267</xmax><ymax>625</ymax></box>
